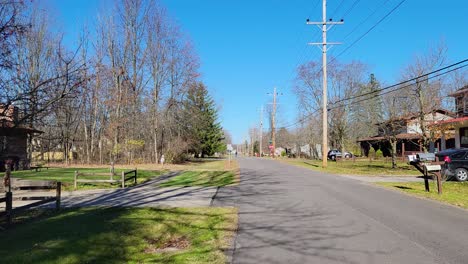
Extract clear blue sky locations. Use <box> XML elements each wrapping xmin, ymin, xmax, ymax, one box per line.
<box><xmin>42</xmin><ymin>0</ymin><xmax>468</xmax><ymax>144</ymax></box>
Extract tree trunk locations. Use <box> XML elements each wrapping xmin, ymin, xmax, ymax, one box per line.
<box><xmin>391</xmin><ymin>139</ymin><xmax>397</xmax><ymax>169</ymax></box>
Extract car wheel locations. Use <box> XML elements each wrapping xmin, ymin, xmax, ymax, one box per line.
<box><xmin>331</xmin><ymin>155</ymin><xmax>336</xmax><ymax>161</ymax></box>
<box><xmin>454</xmin><ymin>168</ymin><xmax>468</xmax><ymax>182</ymax></box>
<box><xmin>344</xmin><ymin>154</ymin><xmax>351</xmax><ymax>159</ymax></box>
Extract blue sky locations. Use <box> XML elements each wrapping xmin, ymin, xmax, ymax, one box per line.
<box><xmin>42</xmin><ymin>0</ymin><xmax>468</xmax><ymax>143</ymax></box>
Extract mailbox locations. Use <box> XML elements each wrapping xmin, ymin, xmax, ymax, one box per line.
<box><xmin>416</xmin><ymin>153</ymin><xmax>436</xmax><ymax>162</ymax></box>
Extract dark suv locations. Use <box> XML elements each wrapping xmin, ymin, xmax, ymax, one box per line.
<box><xmin>327</xmin><ymin>149</ymin><xmax>353</xmax><ymax>160</ymax></box>
<box><xmin>435</xmin><ymin>148</ymin><xmax>468</xmax><ymax>182</ymax></box>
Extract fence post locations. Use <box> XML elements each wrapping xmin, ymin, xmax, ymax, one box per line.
<box><xmin>74</xmin><ymin>171</ymin><xmax>78</xmax><ymax>190</ymax></box>
<box><xmin>423</xmin><ymin>167</ymin><xmax>430</xmax><ymax>192</ymax></box>
<box><xmin>135</xmin><ymin>168</ymin><xmax>137</xmax><ymax>185</ymax></box>
<box><xmin>56</xmin><ymin>182</ymin><xmax>61</xmax><ymax>210</ymax></box>
<box><xmin>110</xmin><ymin>164</ymin><xmax>114</xmax><ymax>181</ymax></box>
<box><xmin>121</xmin><ymin>171</ymin><xmax>125</xmax><ymax>188</ymax></box>
<box><xmin>6</xmin><ymin>191</ymin><xmax>12</xmax><ymax>226</ymax></box>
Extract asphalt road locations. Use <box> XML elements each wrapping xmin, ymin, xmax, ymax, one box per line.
<box><xmin>213</xmin><ymin>158</ymin><xmax>468</xmax><ymax>264</ymax></box>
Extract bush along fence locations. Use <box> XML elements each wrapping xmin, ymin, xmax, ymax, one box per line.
<box><xmin>74</xmin><ymin>169</ymin><xmax>137</xmax><ymax>190</ymax></box>
<box><xmin>1</xmin><ymin>178</ymin><xmax>61</xmax><ymax>226</ymax></box>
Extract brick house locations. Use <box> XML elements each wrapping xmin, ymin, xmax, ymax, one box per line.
<box><xmin>0</xmin><ymin>105</ymin><xmax>42</xmax><ymax>171</ymax></box>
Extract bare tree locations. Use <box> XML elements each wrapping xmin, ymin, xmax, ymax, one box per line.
<box><xmin>399</xmin><ymin>42</ymin><xmax>448</xmax><ymax>152</ymax></box>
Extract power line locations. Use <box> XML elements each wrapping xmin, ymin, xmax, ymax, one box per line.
<box><xmin>330</xmin><ymin>0</ymin><xmax>346</xmax><ymax>18</ymax></box>
<box><xmin>280</xmin><ymin>108</ymin><xmax>321</xmax><ymax>129</ymax></box>
<box><xmin>343</xmin><ymin>0</ymin><xmax>391</xmax><ymax>40</ymax></box>
<box><xmin>282</xmin><ymin>0</ymin><xmax>406</xmax><ymax>130</ymax></box>
<box><xmin>328</xmin><ymin>62</ymin><xmax>468</xmax><ymax>111</ymax></box>
<box><xmin>333</xmin><ymin>0</ymin><xmax>406</xmax><ymax>60</ymax></box>
<box><xmin>281</xmin><ymin>59</ymin><xmax>468</xmax><ymax>129</ymax></box>
<box><xmin>332</xmin><ymin>58</ymin><xmax>468</xmax><ymax>105</ymax></box>
<box><xmin>341</xmin><ymin>0</ymin><xmax>361</xmax><ymax>18</ymax></box>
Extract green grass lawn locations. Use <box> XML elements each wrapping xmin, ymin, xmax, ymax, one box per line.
<box><xmin>181</xmin><ymin>159</ymin><xmax>232</xmax><ymax>171</ymax></box>
<box><xmin>160</xmin><ymin>171</ymin><xmax>235</xmax><ymax>187</ymax></box>
<box><xmin>282</xmin><ymin>158</ymin><xmax>421</xmax><ymax>176</ymax></box>
<box><xmin>11</xmin><ymin>168</ymin><xmax>163</xmax><ymax>191</ymax></box>
<box><xmin>377</xmin><ymin>182</ymin><xmax>468</xmax><ymax>209</ymax></box>
<box><xmin>0</xmin><ymin>207</ymin><xmax>237</xmax><ymax>264</ymax></box>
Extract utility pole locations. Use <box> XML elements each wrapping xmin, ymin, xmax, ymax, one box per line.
<box><xmin>307</xmin><ymin>0</ymin><xmax>343</xmax><ymax>168</ymax></box>
<box><xmin>272</xmin><ymin>87</ymin><xmax>277</xmax><ymax>158</ymax></box>
<box><xmin>259</xmin><ymin>105</ymin><xmax>263</xmax><ymax>157</ymax></box>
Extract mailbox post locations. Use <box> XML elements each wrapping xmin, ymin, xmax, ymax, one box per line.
<box><xmin>409</xmin><ymin>153</ymin><xmax>443</xmax><ymax>195</ymax></box>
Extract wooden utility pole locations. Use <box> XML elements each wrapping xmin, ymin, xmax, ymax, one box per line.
<box><xmin>307</xmin><ymin>0</ymin><xmax>343</xmax><ymax>167</ymax></box>
<box><xmin>272</xmin><ymin>87</ymin><xmax>277</xmax><ymax>158</ymax></box>
<box><xmin>259</xmin><ymin>105</ymin><xmax>263</xmax><ymax>156</ymax></box>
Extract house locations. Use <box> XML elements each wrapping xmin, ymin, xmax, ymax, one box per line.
<box><xmin>357</xmin><ymin>109</ymin><xmax>455</xmax><ymax>157</ymax></box>
<box><xmin>0</xmin><ymin>105</ymin><xmax>42</xmax><ymax>171</ymax></box>
<box><xmin>274</xmin><ymin>147</ymin><xmax>286</xmax><ymax>157</ymax></box>
<box><xmin>431</xmin><ymin>85</ymin><xmax>468</xmax><ymax>148</ymax></box>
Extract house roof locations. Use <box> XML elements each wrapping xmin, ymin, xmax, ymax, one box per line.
<box><xmin>375</xmin><ymin>109</ymin><xmax>455</xmax><ymax>126</ymax></box>
<box><xmin>430</xmin><ymin>116</ymin><xmax>468</xmax><ymax>126</ymax></box>
<box><xmin>357</xmin><ymin>133</ymin><xmax>421</xmax><ymax>142</ymax></box>
<box><xmin>0</xmin><ymin>120</ymin><xmax>43</xmax><ymax>135</ymax></box>
<box><xmin>448</xmin><ymin>85</ymin><xmax>468</xmax><ymax>97</ymax></box>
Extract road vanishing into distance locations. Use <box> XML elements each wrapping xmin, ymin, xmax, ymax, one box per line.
<box><xmin>213</xmin><ymin>158</ymin><xmax>468</xmax><ymax>264</ymax></box>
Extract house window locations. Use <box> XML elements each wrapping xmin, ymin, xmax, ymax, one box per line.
<box><xmin>464</xmin><ymin>97</ymin><xmax>468</xmax><ymax>114</ymax></box>
<box><xmin>460</xmin><ymin>128</ymin><xmax>468</xmax><ymax>147</ymax></box>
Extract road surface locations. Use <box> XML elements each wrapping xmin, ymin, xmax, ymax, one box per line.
<box><xmin>213</xmin><ymin>158</ymin><xmax>468</xmax><ymax>264</ymax></box>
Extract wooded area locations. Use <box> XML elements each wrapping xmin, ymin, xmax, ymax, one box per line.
<box><xmin>0</xmin><ymin>0</ymin><xmax>226</xmax><ymax>165</ymax></box>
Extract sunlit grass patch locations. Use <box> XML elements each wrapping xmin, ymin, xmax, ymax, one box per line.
<box><xmin>377</xmin><ymin>181</ymin><xmax>468</xmax><ymax>209</ymax></box>
<box><xmin>160</xmin><ymin>171</ymin><xmax>235</xmax><ymax>187</ymax></box>
<box><xmin>282</xmin><ymin>158</ymin><xmax>421</xmax><ymax>176</ymax></box>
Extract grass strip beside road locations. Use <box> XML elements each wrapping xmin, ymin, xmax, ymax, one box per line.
<box><xmin>11</xmin><ymin>168</ymin><xmax>163</xmax><ymax>191</ymax></box>
<box><xmin>376</xmin><ymin>182</ymin><xmax>468</xmax><ymax>209</ymax></box>
<box><xmin>282</xmin><ymin>158</ymin><xmax>421</xmax><ymax>176</ymax></box>
<box><xmin>160</xmin><ymin>171</ymin><xmax>235</xmax><ymax>187</ymax></box>
<box><xmin>160</xmin><ymin>159</ymin><xmax>239</xmax><ymax>187</ymax></box>
<box><xmin>0</xmin><ymin>207</ymin><xmax>238</xmax><ymax>264</ymax></box>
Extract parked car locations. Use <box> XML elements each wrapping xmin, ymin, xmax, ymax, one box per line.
<box><xmin>435</xmin><ymin>148</ymin><xmax>468</xmax><ymax>182</ymax></box>
<box><xmin>327</xmin><ymin>149</ymin><xmax>353</xmax><ymax>160</ymax></box>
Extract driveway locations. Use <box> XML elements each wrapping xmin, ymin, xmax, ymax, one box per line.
<box><xmin>44</xmin><ymin>172</ymin><xmax>218</xmax><ymax>208</ymax></box>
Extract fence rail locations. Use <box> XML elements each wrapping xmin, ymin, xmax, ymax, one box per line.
<box><xmin>74</xmin><ymin>169</ymin><xmax>138</xmax><ymax>189</ymax></box>
<box><xmin>1</xmin><ymin>179</ymin><xmax>61</xmax><ymax>226</ymax></box>
<box><xmin>122</xmin><ymin>170</ymin><xmax>137</xmax><ymax>187</ymax></box>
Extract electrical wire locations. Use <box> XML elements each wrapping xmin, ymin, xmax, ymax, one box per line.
<box><xmin>333</xmin><ymin>0</ymin><xmax>407</xmax><ymax>60</ymax></box>
<box><xmin>332</xmin><ymin>58</ymin><xmax>468</xmax><ymax>105</ymax></box>
<box><xmin>341</xmin><ymin>0</ymin><xmax>361</xmax><ymax>18</ymax></box>
<box><xmin>328</xmin><ymin>63</ymin><xmax>468</xmax><ymax>111</ymax></box>
<box><xmin>281</xmin><ymin>59</ymin><xmax>468</xmax><ymax>129</ymax></box>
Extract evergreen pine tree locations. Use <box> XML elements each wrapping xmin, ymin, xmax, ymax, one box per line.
<box><xmin>184</xmin><ymin>82</ymin><xmax>225</xmax><ymax>157</ymax></box>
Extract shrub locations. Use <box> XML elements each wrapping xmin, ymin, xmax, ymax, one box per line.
<box><xmin>375</xmin><ymin>149</ymin><xmax>384</xmax><ymax>159</ymax></box>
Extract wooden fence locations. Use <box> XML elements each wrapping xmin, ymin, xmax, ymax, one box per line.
<box><xmin>1</xmin><ymin>179</ymin><xmax>61</xmax><ymax>225</ymax></box>
<box><xmin>74</xmin><ymin>169</ymin><xmax>137</xmax><ymax>190</ymax></box>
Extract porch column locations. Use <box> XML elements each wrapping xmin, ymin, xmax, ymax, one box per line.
<box><xmin>455</xmin><ymin>128</ymin><xmax>461</xmax><ymax>148</ymax></box>
<box><xmin>441</xmin><ymin>133</ymin><xmax>446</xmax><ymax>150</ymax></box>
